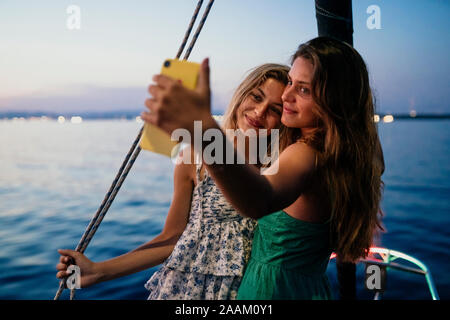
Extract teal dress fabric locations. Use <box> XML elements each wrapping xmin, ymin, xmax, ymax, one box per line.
<box><xmin>237</xmin><ymin>210</ymin><xmax>334</xmax><ymax>300</ymax></box>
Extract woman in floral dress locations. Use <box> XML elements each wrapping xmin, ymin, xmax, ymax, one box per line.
<box><xmin>56</xmin><ymin>63</ymin><xmax>290</xmax><ymax>299</ymax></box>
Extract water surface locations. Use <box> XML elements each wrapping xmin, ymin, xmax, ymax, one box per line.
<box><xmin>0</xmin><ymin>119</ymin><xmax>448</xmax><ymax>299</ymax></box>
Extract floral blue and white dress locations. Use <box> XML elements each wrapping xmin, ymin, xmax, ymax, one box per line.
<box><xmin>145</xmin><ymin>163</ymin><xmax>257</xmax><ymax>300</ymax></box>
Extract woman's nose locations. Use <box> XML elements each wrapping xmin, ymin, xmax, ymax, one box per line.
<box><xmin>254</xmin><ymin>103</ymin><xmax>268</xmax><ymax>118</ymax></box>
<box><xmin>282</xmin><ymin>86</ymin><xmax>295</xmax><ymax>103</ymax></box>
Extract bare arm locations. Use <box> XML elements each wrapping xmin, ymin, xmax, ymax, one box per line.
<box><xmin>56</xmin><ymin>158</ymin><xmax>195</xmax><ymax>287</ymax></box>
<box><xmin>198</xmin><ymin>120</ymin><xmax>317</xmax><ymax>219</ymax></box>
<box><xmin>95</xmin><ymin>158</ymin><xmax>195</xmax><ymax>282</ymax></box>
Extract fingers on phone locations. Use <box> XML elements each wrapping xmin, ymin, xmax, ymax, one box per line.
<box><xmin>148</xmin><ymin>84</ymin><xmax>164</xmax><ymax>100</ymax></box>
<box><xmin>144</xmin><ymin>98</ymin><xmax>157</xmax><ymax>112</ymax></box>
<box><xmin>153</xmin><ymin>74</ymin><xmax>174</xmax><ymax>89</ymax></box>
<box><xmin>141</xmin><ymin>111</ymin><xmax>158</xmax><ymax>126</ymax></box>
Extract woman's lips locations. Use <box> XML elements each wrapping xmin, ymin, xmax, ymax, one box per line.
<box><xmin>245</xmin><ymin>115</ymin><xmax>264</xmax><ymax>128</ymax></box>
<box><xmin>283</xmin><ymin>105</ymin><xmax>297</xmax><ymax>114</ymax></box>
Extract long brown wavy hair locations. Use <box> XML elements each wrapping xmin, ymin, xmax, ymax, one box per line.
<box><xmin>287</xmin><ymin>37</ymin><xmax>385</xmax><ymax>262</ymax></box>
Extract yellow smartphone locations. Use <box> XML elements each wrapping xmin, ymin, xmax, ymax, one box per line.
<box><xmin>140</xmin><ymin>59</ymin><xmax>200</xmax><ymax>157</ymax></box>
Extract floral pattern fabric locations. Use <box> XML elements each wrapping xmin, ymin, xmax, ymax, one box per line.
<box><xmin>145</xmin><ymin>163</ymin><xmax>257</xmax><ymax>299</ymax></box>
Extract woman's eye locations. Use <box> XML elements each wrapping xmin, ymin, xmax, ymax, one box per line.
<box><xmin>298</xmin><ymin>86</ymin><xmax>310</xmax><ymax>95</ymax></box>
<box><xmin>251</xmin><ymin>93</ymin><xmax>263</xmax><ymax>102</ymax></box>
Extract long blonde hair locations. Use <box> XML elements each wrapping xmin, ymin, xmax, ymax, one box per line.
<box><xmin>291</xmin><ymin>37</ymin><xmax>385</xmax><ymax>262</ymax></box>
<box><xmin>221</xmin><ymin>63</ymin><xmax>291</xmax><ymax>163</ymax></box>
<box><xmin>222</xmin><ymin>63</ymin><xmax>289</xmax><ymax>129</ymax></box>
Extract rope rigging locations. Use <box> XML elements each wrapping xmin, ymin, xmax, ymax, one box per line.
<box><xmin>54</xmin><ymin>0</ymin><xmax>215</xmax><ymax>300</ymax></box>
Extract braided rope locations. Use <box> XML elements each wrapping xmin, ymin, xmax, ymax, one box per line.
<box><xmin>183</xmin><ymin>0</ymin><xmax>215</xmax><ymax>60</ymax></box>
<box><xmin>54</xmin><ymin>0</ymin><xmax>215</xmax><ymax>300</ymax></box>
<box><xmin>176</xmin><ymin>0</ymin><xmax>204</xmax><ymax>59</ymax></box>
<box><xmin>54</xmin><ymin>127</ymin><xmax>144</xmax><ymax>300</ymax></box>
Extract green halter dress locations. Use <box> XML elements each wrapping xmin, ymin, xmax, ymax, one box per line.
<box><xmin>237</xmin><ymin>210</ymin><xmax>334</xmax><ymax>300</ymax></box>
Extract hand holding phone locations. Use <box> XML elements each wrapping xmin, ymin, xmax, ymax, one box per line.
<box><xmin>140</xmin><ymin>59</ymin><xmax>200</xmax><ymax>157</ymax></box>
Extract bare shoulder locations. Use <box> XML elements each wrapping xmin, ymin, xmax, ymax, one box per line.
<box><xmin>174</xmin><ymin>146</ymin><xmax>197</xmax><ymax>183</ymax></box>
<box><xmin>282</xmin><ymin>140</ymin><xmax>316</xmax><ymax>156</ymax></box>
<box><xmin>279</xmin><ymin>141</ymin><xmax>317</xmax><ymax>171</ymax></box>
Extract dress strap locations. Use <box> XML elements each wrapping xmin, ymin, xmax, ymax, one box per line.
<box><xmin>194</xmin><ymin>151</ymin><xmax>204</xmax><ymax>184</ymax></box>
<box><xmin>195</xmin><ymin>162</ymin><xmax>202</xmax><ymax>183</ymax></box>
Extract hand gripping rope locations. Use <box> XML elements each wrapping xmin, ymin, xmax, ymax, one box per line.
<box><xmin>54</xmin><ymin>0</ymin><xmax>215</xmax><ymax>300</ymax></box>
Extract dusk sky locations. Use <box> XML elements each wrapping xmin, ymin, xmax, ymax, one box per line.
<box><xmin>0</xmin><ymin>0</ymin><xmax>449</xmax><ymax>114</ymax></box>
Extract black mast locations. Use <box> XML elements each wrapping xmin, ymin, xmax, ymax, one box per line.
<box><xmin>315</xmin><ymin>0</ymin><xmax>353</xmax><ymax>46</ymax></box>
<box><xmin>314</xmin><ymin>0</ymin><xmax>357</xmax><ymax>300</ymax></box>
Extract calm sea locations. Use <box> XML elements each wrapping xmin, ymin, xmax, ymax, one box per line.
<box><xmin>0</xmin><ymin>119</ymin><xmax>449</xmax><ymax>300</ymax></box>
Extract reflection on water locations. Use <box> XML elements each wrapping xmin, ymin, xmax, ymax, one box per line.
<box><xmin>0</xmin><ymin>120</ymin><xmax>449</xmax><ymax>299</ymax></box>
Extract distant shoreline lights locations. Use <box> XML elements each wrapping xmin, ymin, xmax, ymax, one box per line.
<box><xmin>70</xmin><ymin>116</ymin><xmax>83</xmax><ymax>124</ymax></box>
<box><xmin>5</xmin><ymin>111</ymin><xmax>449</xmax><ymax>123</ymax></box>
<box><xmin>58</xmin><ymin>116</ymin><xmax>83</xmax><ymax>124</ymax></box>
<box><xmin>374</xmin><ymin>114</ymin><xmax>395</xmax><ymax>123</ymax></box>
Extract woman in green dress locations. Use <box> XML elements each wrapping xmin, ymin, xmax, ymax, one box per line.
<box><xmin>141</xmin><ymin>37</ymin><xmax>384</xmax><ymax>299</ymax></box>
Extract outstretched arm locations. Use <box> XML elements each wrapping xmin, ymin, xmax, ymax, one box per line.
<box><xmin>195</xmin><ymin>134</ymin><xmax>317</xmax><ymax>219</ymax></box>
<box><xmin>56</xmin><ymin>159</ymin><xmax>194</xmax><ymax>287</ymax></box>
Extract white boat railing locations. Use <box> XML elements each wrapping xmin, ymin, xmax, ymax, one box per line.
<box><xmin>330</xmin><ymin>247</ymin><xmax>440</xmax><ymax>300</ymax></box>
